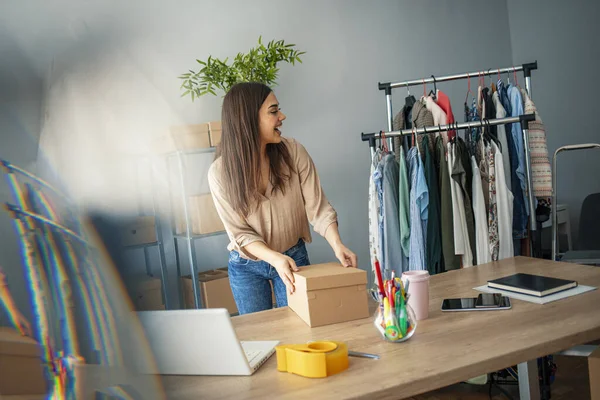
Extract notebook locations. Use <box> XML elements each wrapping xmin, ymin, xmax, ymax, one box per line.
<box><xmin>487</xmin><ymin>273</ymin><xmax>578</xmax><ymax>297</ymax></box>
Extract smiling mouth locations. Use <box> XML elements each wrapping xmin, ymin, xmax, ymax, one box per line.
<box><xmin>275</xmin><ymin>127</ymin><xmax>281</xmax><ymax>134</ymax></box>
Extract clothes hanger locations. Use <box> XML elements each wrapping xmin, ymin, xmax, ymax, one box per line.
<box><xmin>465</xmin><ymin>73</ymin><xmax>474</xmax><ymax>105</ymax></box>
<box><xmin>405</xmin><ymin>82</ymin><xmax>416</xmax><ymax>108</ymax></box>
<box><xmin>483</xmin><ymin>119</ymin><xmax>502</xmax><ymax>153</ymax></box>
<box><xmin>428</xmin><ymin>75</ymin><xmax>437</xmax><ymax>100</ymax></box>
<box><xmin>380</xmin><ymin>130</ymin><xmax>389</xmax><ymax>155</ymax></box>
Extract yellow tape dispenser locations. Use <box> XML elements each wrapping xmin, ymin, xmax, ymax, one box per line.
<box><xmin>275</xmin><ymin>341</ymin><xmax>349</xmax><ymax>378</ymax></box>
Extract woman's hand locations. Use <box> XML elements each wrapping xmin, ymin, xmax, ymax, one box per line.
<box><xmin>324</xmin><ymin>223</ymin><xmax>357</xmax><ymax>268</ymax></box>
<box><xmin>333</xmin><ymin>243</ymin><xmax>358</xmax><ymax>268</ymax></box>
<box><xmin>271</xmin><ymin>253</ymin><xmax>300</xmax><ymax>294</ymax></box>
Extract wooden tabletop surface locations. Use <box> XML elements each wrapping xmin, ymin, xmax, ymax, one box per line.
<box><xmin>161</xmin><ymin>257</ymin><xmax>600</xmax><ymax>400</ymax></box>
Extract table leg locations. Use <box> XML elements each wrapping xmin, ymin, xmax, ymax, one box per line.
<box><xmin>518</xmin><ymin>359</ymin><xmax>540</xmax><ymax>400</ymax></box>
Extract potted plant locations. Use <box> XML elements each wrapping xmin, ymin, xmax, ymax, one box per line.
<box><xmin>178</xmin><ymin>36</ymin><xmax>306</xmax><ymax>100</ymax></box>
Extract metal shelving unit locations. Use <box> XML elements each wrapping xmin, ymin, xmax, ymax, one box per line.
<box><xmin>165</xmin><ymin>146</ymin><xmax>227</xmax><ymax>309</ymax></box>
<box><xmin>122</xmin><ymin>155</ymin><xmax>170</xmax><ymax>309</ymax></box>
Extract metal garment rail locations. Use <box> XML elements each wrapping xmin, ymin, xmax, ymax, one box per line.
<box><xmin>361</xmin><ymin>113</ymin><xmax>538</xmax><ymax>234</ymax></box>
<box><xmin>376</xmin><ymin>61</ymin><xmax>538</xmax><ymax>151</ymax></box>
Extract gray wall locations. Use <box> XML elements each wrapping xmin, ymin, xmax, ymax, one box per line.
<box><xmin>507</xmin><ymin>0</ymin><xmax>600</xmax><ymax>249</ymax></box>
<box><xmin>0</xmin><ymin>26</ymin><xmax>43</xmax><ymax>325</ymax></box>
<box><xmin>3</xmin><ymin>0</ymin><xmax>515</xmax><ymax>309</ymax></box>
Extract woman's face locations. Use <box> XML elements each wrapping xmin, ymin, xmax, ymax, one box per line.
<box><xmin>258</xmin><ymin>91</ymin><xmax>286</xmax><ymax>146</ymax></box>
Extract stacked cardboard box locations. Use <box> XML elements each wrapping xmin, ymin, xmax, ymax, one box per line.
<box><xmin>208</xmin><ymin>121</ymin><xmax>222</xmax><ymax>147</ymax></box>
<box><xmin>150</xmin><ymin>123</ymin><xmax>211</xmax><ymax>154</ymax></box>
<box><xmin>182</xmin><ymin>267</ymin><xmax>276</xmax><ymax>314</ymax></box>
<box><xmin>130</xmin><ymin>276</ymin><xmax>165</xmax><ymax>311</ymax></box>
<box><xmin>0</xmin><ymin>327</ymin><xmax>47</xmax><ymax>396</ymax></box>
<box><xmin>119</xmin><ymin>216</ymin><xmax>157</xmax><ymax>247</ymax></box>
<box><xmin>174</xmin><ymin>194</ymin><xmax>225</xmax><ymax>235</ymax></box>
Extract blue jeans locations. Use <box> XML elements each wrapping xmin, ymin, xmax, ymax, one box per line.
<box><xmin>228</xmin><ymin>239</ymin><xmax>310</xmax><ymax>315</ymax></box>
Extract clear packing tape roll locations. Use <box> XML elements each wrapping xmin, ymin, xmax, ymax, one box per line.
<box><xmin>275</xmin><ymin>341</ymin><xmax>349</xmax><ymax>378</ymax></box>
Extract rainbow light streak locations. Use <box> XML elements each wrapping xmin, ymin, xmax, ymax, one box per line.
<box><xmin>30</xmin><ymin>187</ymin><xmax>82</xmax><ymax>357</ymax></box>
<box><xmin>5</xmin><ymin>172</ymin><xmax>57</xmax><ymax>368</ymax></box>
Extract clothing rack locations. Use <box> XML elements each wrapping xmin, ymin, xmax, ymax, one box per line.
<box><xmin>364</xmin><ymin>61</ymin><xmax>540</xmax><ymax>255</ymax></box>
<box><xmin>377</xmin><ymin>61</ymin><xmax>538</xmax><ymax>148</ymax></box>
<box><xmin>362</xmin><ymin>113</ymin><xmax>537</xmax><ymax>236</ymax></box>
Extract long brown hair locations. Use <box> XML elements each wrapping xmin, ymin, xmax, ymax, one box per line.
<box><xmin>216</xmin><ymin>82</ymin><xmax>294</xmax><ymax>217</ymax></box>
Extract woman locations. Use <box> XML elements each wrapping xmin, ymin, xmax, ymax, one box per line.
<box><xmin>208</xmin><ymin>82</ymin><xmax>357</xmax><ymax>315</ymax></box>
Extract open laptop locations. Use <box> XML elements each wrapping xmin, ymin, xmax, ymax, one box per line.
<box><xmin>135</xmin><ymin>309</ymin><xmax>279</xmax><ymax>376</ymax></box>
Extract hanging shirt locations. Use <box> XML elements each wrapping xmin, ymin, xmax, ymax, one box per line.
<box><xmin>476</xmin><ymin>138</ymin><xmax>490</xmax><ymax>211</ymax></box>
<box><xmin>368</xmin><ymin>150</ymin><xmax>381</xmax><ymax>274</ymax></box>
<box><xmin>493</xmin><ymin>141</ymin><xmax>515</xmax><ymax>260</ymax></box>
<box><xmin>497</xmin><ymin>80</ymin><xmax>513</xmax><ymax>145</ymax></box>
<box><xmin>467</xmin><ymin>98</ymin><xmax>481</xmax><ymax>158</ymax></box>
<box><xmin>392</xmin><ymin>106</ymin><xmax>407</xmax><ymax>162</ymax></box>
<box><xmin>435</xmin><ymin>90</ymin><xmax>456</xmax><ymax>140</ymax></box>
<box><xmin>507</xmin><ymin>85</ymin><xmax>529</xmax><ymax>240</ymax></box>
<box><xmin>382</xmin><ymin>154</ymin><xmax>405</xmax><ymax>275</ymax></box>
<box><xmin>398</xmin><ymin>147</ymin><xmax>411</xmax><ymax>256</ymax></box>
<box><xmin>508</xmin><ymin>85</ymin><xmax>529</xmax><ymax>217</ymax></box>
<box><xmin>452</xmin><ymin>138</ymin><xmax>477</xmax><ymax>264</ymax></box>
<box><xmin>435</xmin><ymin>136</ymin><xmax>460</xmax><ymax>271</ymax></box>
<box><xmin>412</xmin><ymin>99</ymin><xmax>436</xmax><ymax>156</ymax></box>
<box><xmin>487</xmin><ymin>143</ymin><xmax>499</xmax><ymax>261</ymax></box>
<box><xmin>492</xmin><ymin>92</ymin><xmax>512</xmax><ymax>190</ymax></box>
<box><xmin>407</xmin><ymin>147</ymin><xmax>428</xmax><ymax>271</ymax></box>
<box><xmin>471</xmin><ymin>155</ymin><xmax>491</xmax><ymax>265</ymax></box>
<box><xmin>448</xmin><ymin>142</ymin><xmax>474</xmax><ymax>267</ymax></box>
<box><xmin>422</xmin><ymin>135</ymin><xmax>442</xmax><ymax>275</ymax></box>
<box><xmin>425</xmin><ymin>96</ymin><xmax>448</xmax><ymax>146</ymax></box>
<box><xmin>373</xmin><ymin>157</ymin><xmax>386</xmax><ymax>270</ymax></box>
<box><xmin>520</xmin><ymin>88</ymin><xmax>552</xmax><ymax>202</ymax></box>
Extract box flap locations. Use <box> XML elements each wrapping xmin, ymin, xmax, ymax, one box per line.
<box><xmin>197</xmin><ymin>270</ymin><xmax>228</xmax><ymax>282</ymax></box>
<box><xmin>122</xmin><ymin>216</ymin><xmax>155</xmax><ymax>230</ymax></box>
<box><xmin>293</xmin><ymin>263</ymin><xmax>367</xmax><ymax>292</ymax></box>
<box><xmin>130</xmin><ymin>276</ymin><xmax>162</xmax><ymax>290</ymax></box>
<box><xmin>170</xmin><ymin>123</ymin><xmax>210</xmax><ymax>135</ymax></box>
<box><xmin>0</xmin><ymin>327</ymin><xmax>41</xmax><ymax>357</ymax></box>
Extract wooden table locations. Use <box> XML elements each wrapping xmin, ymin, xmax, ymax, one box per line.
<box><xmin>161</xmin><ymin>257</ymin><xmax>600</xmax><ymax>400</ymax></box>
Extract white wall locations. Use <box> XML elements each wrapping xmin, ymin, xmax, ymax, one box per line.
<box><xmin>3</xmin><ymin>0</ymin><xmax>516</xmax><ymax>308</ymax></box>
<box><xmin>507</xmin><ymin>0</ymin><xmax>600</xmax><ymax>249</ymax></box>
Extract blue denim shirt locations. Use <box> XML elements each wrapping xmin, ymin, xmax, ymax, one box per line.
<box><xmin>407</xmin><ymin>147</ymin><xmax>429</xmax><ymax>270</ymax></box>
<box><xmin>508</xmin><ymin>85</ymin><xmax>530</xmax><ymax>218</ymax></box>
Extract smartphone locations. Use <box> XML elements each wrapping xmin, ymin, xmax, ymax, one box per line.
<box><xmin>441</xmin><ymin>294</ymin><xmax>511</xmax><ymax>312</ymax></box>
<box><xmin>475</xmin><ymin>293</ymin><xmax>503</xmax><ymax>308</ymax></box>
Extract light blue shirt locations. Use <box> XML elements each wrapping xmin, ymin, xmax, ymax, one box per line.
<box><xmin>508</xmin><ymin>85</ymin><xmax>529</xmax><ymax>216</ymax></box>
<box><xmin>373</xmin><ymin>160</ymin><xmax>385</xmax><ymax>270</ymax></box>
<box><xmin>381</xmin><ymin>154</ymin><xmax>406</xmax><ymax>276</ymax></box>
<box><xmin>407</xmin><ymin>147</ymin><xmax>429</xmax><ymax>271</ymax></box>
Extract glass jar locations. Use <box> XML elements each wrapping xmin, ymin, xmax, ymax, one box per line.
<box><xmin>371</xmin><ymin>288</ymin><xmax>418</xmax><ymax>343</ymax></box>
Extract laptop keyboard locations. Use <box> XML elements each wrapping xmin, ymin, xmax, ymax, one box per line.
<box><xmin>244</xmin><ymin>349</ymin><xmax>261</xmax><ymax>364</ymax></box>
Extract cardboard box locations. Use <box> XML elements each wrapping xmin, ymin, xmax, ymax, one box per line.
<box><xmin>182</xmin><ymin>269</ymin><xmax>238</xmax><ymax>314</ymax></box>
<box><xmin>209</xmin><ymin>121</ymin><xmax>222</xmax><ymax>147</ymax></box>
<box><xmin>287</xmin><ymin>263</ymin><xmax>369</xmax><ymax>327</ymax></box>
<box><xmin>175</xmin><ymin>194</ymin><xmax>225</xmax><ymax>235</ymax></box>
<box><xmin>0</xmin><ymin>327</ymin><xmax>47</xmax><ymax>396</ymax></box>
<box><xmin>182</xmin><ymin>268</ymin><xmax>276</xmax><ymax>313</ymax></box>
<box><xmin>120</xmin><ymin>216</ymin><xmax>157</xmax><ymax>247</ymax></box>
<box><xmin>130</xmin><ymin>276</ymin><xmax>164</xmax><ymax>311</ymax></box>
<box><xmin>150</xmin><ymin>123</ymin><xmax>211</xmax><ymax>154</ymax></box>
